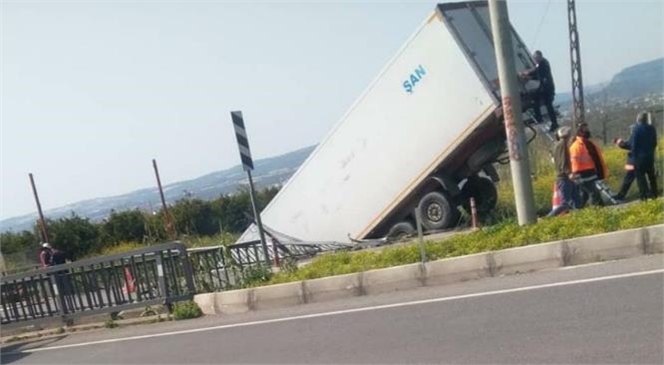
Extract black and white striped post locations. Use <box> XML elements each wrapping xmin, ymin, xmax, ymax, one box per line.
<box><xmin>231</xmin><ymin>111</ymin><xmax>271</xmax><ymax>267</ymax></box>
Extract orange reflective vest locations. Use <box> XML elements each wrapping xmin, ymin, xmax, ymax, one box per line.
<box><xmin>569</xmin><ymin>137</ymin><xmax>608</xmax><ymax>178</ymax></box>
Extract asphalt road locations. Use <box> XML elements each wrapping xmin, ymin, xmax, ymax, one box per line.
<box><xmin>2</xmin><ymin>255</ymin><xmax>662</xmax><ymax>364</ymax></box>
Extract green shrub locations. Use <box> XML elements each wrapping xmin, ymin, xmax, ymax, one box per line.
<box><xmin>241</xmin><ymin>264</ymin><xmax>274</xmax><ymax>288</ymax></box>
<box><xmin>172</xmin><ymin>301</ymin><xmax>203</xmax><ymax>320</ymax></box>
<box><xmin>83</xmin><ymin>241</ymin><xmax>145</xmax><ymax>259</ymax></box>
<box><xmin>181</xmin><ymin>232</ymin><xmax>239</xmax><ymax>248</ymax></box>
<box><xmin>104</xmin><ymin>319</ymin><xmax>118</xmax><ymax>329</ymax></box>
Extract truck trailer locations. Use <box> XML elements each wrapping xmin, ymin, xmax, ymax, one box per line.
<box><xmin>239</xmin><ymin>1</ymin><xmax>540</xmax><ymax>244</ymax></box>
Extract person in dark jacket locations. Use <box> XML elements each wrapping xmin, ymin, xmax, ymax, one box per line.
<box><xmin>629</xmin><ymin>112</ymin><xmax>659</xmax><ymax>200</ymax></box>
<box><xmin>520</xmin><ymin>50</ymin><xmax>558</xmax><ymax>132</ymax></box>
<box><xmin>547</xmin><ymin>126</ymin><xmax>579</xmax><ymax>217</ymax></box>
<box><xmin>612</xmin><ymin>124</ymin><xmax>637</xmax><ymax>201</ymax></box>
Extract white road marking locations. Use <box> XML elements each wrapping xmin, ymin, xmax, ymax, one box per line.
<box><xmin>4</xmin><ymin>268</ymin><xmax>663</xmax><ymax>355</ymax></box>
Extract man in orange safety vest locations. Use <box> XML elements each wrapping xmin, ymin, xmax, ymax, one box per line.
<box><xmin>569</xmin><ymin>123</ymin><xmax>608</xmax><ymax>207</ymax></box>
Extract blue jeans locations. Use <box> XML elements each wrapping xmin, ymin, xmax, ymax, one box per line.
<box><xmin>547</xmin><ymin>177</ymin><xmax>580</xmax><ymax>217</ymax></box>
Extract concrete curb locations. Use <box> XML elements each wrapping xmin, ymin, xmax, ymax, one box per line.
<box><xmin>362</xmin><ymin>263</ymin><xmax>425</xmax><ymax>295</ymax></box>
<box><xmin>304</xmin><ymin>273</ymin><xmax>362</xmax><ymax>303</ymax></box>
<box><xmin>252</xmin><ymin>281</ymin><xmax>305</xmax><ymax>311</ymax></box>
<box><xmin>567</xmin><ymin>227</ymin><xmax>645</xmax><ymax>266</ymax></box>
<box><xmin>194</xmin><ymin>225</ymin><xmax>663</xmax><ymax>315</ymax></box>
<box><xmin>426</xmin><ymin>252</ymin><xmax>491</xmax><ymax>286</ymax></box>
<box><xmin>1</xmin><ymin>314</ymin><xmax>171</xmax><ymax>344</ymax></box>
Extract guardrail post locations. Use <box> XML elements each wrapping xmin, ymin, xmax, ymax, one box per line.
<box><xmin>155</xmin><ymin>254</ymin><xmax>168</xmax><ymax>300</ymax></box>
<box><xmin>177</xmin><ymin>246</ymin><xmax>196</xmax><ymax>295</ymax></box>
<box><xmin>414</xmin><ymin>207</ymin><xmax>426</xmax><ymax>264</ymax></box>
<box><xmin>49</xmin><ymin>274</ymin><xmax>69</xmax><ymax>325</ymax></box>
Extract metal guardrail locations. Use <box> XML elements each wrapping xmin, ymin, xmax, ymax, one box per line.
<box><xmin>0</xmin><ymin>242</ymin><xmax>194</xmax><ymax>328</ymax></box>
<box><xmin>187</xmin><ymin>240</ymin><xmax>350</xmax><ymax>292</ymax></box>
<box><xmin>1</xmin><ymin>239</ymin><xmax>349</xmax><ymax>327</ymax></box>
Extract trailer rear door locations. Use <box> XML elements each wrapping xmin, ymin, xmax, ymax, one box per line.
<box><xmin>437</xmin><ymin>1</ymin><xmax>535</xmax><ymax>101</ymax></box>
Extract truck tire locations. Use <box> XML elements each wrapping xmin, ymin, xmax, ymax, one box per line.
<box><xmin>462</xmin><ymin>176</ymin><xmax>498</xmax><ymax>214</ymax></box>
<box><xmin>418</xmin><ymin>191</ymin><xmax>459</xmax><ymax>230</ymax></box>
<box><xmin>387</xmin><ymin>222</ymin><xmax>415</xmax><ymax>240</ymax></box>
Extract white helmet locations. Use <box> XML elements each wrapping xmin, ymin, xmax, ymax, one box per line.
<box><xmin>41</xmin><ymin>242</ymin><xmax>52</xmax><ymax>248</ymax></box>
<box><xmin>557</xmin><ymin>126</ymin><xmax>571</xmax><ymax>139</ymax></box>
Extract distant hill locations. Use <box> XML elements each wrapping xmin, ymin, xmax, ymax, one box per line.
<box><xmin>0</xmin><ymin>146</ymin><xmax>316</xmax><ymax>233</ymax></box>
<box><xmin>555</xmin><ymin>58</ymin><xmax>662</xmax><ymax>112</ymax></box>
<box><xmin>602</xmin><ymin>58</ymin><xmax>663</xmax><ymax>99</ymax></box>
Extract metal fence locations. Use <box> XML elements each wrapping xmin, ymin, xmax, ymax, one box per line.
<box><xmin>1</xmin><ymin>239</ymin><xmax>349</xmax><ymax>327</ymax></box>
<box><xmin>0</xmin><ymin>242</ymin><xmax>194</xmax><ymax>328</ymax></box>
<box><xmin>187</xmin><ymin>240</ymin><xmax>350</xmax><ymax>293</ymax></box>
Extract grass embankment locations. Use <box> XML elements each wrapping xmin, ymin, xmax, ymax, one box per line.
<box><xmin>267</xmin><ymin>137</ymin><xmax>664</xmax><ymax>285</ymax></box>
<box><xmin>268</xmin><ymin>199</ymin><xmax>663</xmax><ymax>284</ymax></box>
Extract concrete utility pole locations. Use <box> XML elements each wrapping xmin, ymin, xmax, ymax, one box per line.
<box><xmin>152</xmin><ymin>159</ymin><xmax>178</xmax><ymax>240</ymax></box>
<box><xmin>29</xmin><ymin>173</ymin><xmax>50</xmax><ymax>243</ymax></box>
<box><xmin>488</xmin><ymin>0</ymin><xmax>537</xmax><ymax>225</ymax></box>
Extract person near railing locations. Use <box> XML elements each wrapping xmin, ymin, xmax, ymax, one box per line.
<box><xmin>39</xmin><ymin>242</ymin><xmax>53</xmax><ymax>268</ymax></box>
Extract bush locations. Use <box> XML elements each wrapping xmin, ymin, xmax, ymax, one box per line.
<box><xmin>172</xmin><ymin>301</ymin><xmax>203</xmax><ymax>320</ymax></box>
<box><xmin>268</xmin><ymin>198</ymin><xmax>663</xmax><ymax>285</ymax></box>
<box><xmin>241</xmin><ymin>264</ymin><xmax>273</xmax><ymax>288</ymax></box>
<box><xmin>181</xmin><ymin>233</ymin><xmax>239</xmax><ymax>248</ymax></box>
<box><xmin>104</xmin><ymin>319</ymin><xmax>118</xmax><ymax>329</ymax></box>
<box><xmin>95</xmin><ymin>241</ymin><xmax>145</xmax><ymax>257</ymax></box>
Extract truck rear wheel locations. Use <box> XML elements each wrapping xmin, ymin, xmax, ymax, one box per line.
<box><xmin>418</xmin><ymin>191</ymin><xmax>459</xmax><ymax>230</ymax></box>
<box><xmin>462</xmin><ymin>176</ymin><xmax>498</xmax><ymax>214</ymax></box>
<box><xmin>387</xmin><ymin>222</ymin><xmax>415</xmax><ymax>240</ymax></box>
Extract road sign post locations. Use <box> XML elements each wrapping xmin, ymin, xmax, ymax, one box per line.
<box><xmin>230</xmin><ymin>111</ymin><xmax>272</xmax><ymax>267</ymax></box>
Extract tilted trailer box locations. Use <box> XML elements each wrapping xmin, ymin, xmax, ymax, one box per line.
<box><xmin>239</xmin><ymin>1</ymin><xmax>540</xmax><ymax>244</ymax></box>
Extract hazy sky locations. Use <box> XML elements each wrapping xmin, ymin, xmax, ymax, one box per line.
<box><xmin>1</xmin><ymin>0</ymin><xmax>663</xmax><ymax>220</ymax></box>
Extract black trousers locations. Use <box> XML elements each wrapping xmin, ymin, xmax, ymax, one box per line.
<box><xmin>636</xmin><ymin>156</ymin><xmax>659</xmax><ymax>200</ymax></box>
<box><xmin>532</xmin><ymin>90</ymin><xmax>558</xmax><ymax>127</ymax></box>
<box><xmin>575</xmin><ymin>171</ymin><xmax>604</xmax><ymax>207</ymax></box>
<box><xmin>616</xmin><ymin>169</ymin><xmax>635</xmax><ymax>199</ymax></box>
<box><xmin>579</xmin><ymin>180</ymin><xmax>604</xmax><ymax>207</ymax></box>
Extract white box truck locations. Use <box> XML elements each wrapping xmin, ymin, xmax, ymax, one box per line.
<box><xmin>239</xmin><ymin>1</ymin><xmax>539</xmax><ymax>244</ymax></box>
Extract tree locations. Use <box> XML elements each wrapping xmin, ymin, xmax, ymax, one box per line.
<box><xmin>170</xmin><ymin>198</ymin><xmax>217</xmax><ymax>236</ymax></box>
<box><xmin>0</xmin><ymin>230</ymin><xmax>37</xmax><ymax>255</ymax></box>
<box><xmin>48</xmin><ymin>213</ymin><xmax>100</xmax><ymax>260</ymax></box>
<box><xmin>99</xmin><ymin>209</ymin><xmax>147</xmax><ymax>245</ymax></box>
<box><xmin>216</xmin><ymin>190</ymin><xmax>252</xmax><ymax>233</ymax></box>
<box><xmin>258</xmin><ymin>186</ymin><xmax>280</xmax><ymax>208</ymax></box>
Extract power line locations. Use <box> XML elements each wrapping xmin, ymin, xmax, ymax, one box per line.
<box><xmin>531</xmin><ymin>0</ymin><xmax>553</xmax><ymax>48</ymax></box>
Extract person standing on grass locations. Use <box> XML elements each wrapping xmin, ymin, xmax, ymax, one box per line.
<box><xmin>570</xmin><ymin>123</ymin><xmax>607</xmax><ymax>207</ymax></box>
<box><xmin>612</xmin><ymin>124</ymin><xmax>637</xmax><ymax>202</ymax></box>
<box><xmin>629</xmin><ymin>112</ymin><xmax>659</xmax><ymax>200</ymax></box>
<box><xmin>547</xmin><ymin>126</ymin><xmax>579</xmax><ymax>216</ymax></box>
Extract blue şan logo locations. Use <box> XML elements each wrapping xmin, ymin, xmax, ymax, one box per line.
<box><xmin>402</xmin><ymin>65</ymin><xmax>426</xmax><ymax>95</ymax></box>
